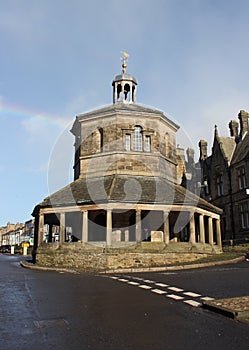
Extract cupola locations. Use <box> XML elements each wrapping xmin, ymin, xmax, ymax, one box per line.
<box><xmin>112</xmin><ymin>51</ymin><xmax>137</xmax><ymax>104</ymax></box>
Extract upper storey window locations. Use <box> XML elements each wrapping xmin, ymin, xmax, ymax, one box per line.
<box><xmin>133</xmin><ymin>126</ymin><xmax>143</xmax><ymax>151</ymax></box>
<box><xmin>217</xmin><ymin>174</ymin><xmax>224</xmax><ymax>196</ymax></box>
<box><xmin>238</xmin><ymin>166</ymin><xmax>246</xmax><ymax>190</ymax></box>
<box><xmin>145</xmin><ymin>135</ymin><xmax>151</xmax><ymax>152</ymax></box>
<box><xmin>125</xmin><ymin>134</ymin><xmax>131</xmax><ymax>151</ymax></box>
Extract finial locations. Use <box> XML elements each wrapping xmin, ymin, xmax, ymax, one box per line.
<box><xmin>214</xmin><ymin>124</ymin><xmax>218</xmax><ymax>137</ymax></box>
<box><xmin>120</xmin><ymin>51</ymin><xmax>129</xmax><ymax>73</ymax></box>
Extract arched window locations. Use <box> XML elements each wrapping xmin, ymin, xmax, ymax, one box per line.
<box><xmin>133</xmin><ymin>126</ymin><xmax>143</xmax><ymax>151</ymax></box>
<box><xmin>117</xmin><ymin>84</ymin><xmax>122</xmax><ymax>101</ymax></box>
<box><xmin>124</xmin><ymin>83</ymin><xmax>130</xmax><ymax>101</ymax></box>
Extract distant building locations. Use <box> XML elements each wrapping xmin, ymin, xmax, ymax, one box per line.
<box><xmin>197</xmin><ymin>110</ymin><xmax>249</xmax><ymax>245</ymax></box>
<box><xmin>0</xmin><ymin>220</ymin><xmax>34</xmax><ymax>248</ymax></box>
<box><xmin>0</xmin><ymin>222</ymin><xmax>15</xmax><ymax>245</ymax></box>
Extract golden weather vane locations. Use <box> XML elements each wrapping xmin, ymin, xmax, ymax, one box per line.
<box><xmin>120</xmin><ymin>51</ymin><xmax>129</xmax><ymax>72</ymax></box>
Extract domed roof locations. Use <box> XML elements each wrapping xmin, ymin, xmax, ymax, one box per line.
<box><xmin>113</xmin><ymin>72</ymin><xmax>137</xmax><ymax>85</ymax></box>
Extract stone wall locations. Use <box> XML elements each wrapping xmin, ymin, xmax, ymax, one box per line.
<box><xmin>34</xmin><ymin>242</ymin><xmax>218</xmax><ymax>272</ymax></box>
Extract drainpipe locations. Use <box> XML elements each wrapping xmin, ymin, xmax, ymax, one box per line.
<box><xmin>228</xmin><ymin>166</ymin><xmax>235</xmax><ymax>245</ymax></box>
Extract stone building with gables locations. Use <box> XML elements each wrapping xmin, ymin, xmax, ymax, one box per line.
<box><xmin>32</xmin><ymin>57</ymin><xmax>222</xmax><ymax>270</ymax></box>
<box><xmin>198</xmin><ymin>110</ymin><xmax>249</xmax><ymax>245</ymax></box>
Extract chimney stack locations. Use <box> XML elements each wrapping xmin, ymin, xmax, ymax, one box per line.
<box><xmin>238</xmin><ymin>110</ymin><xmax>249</xmax><ymax>137</ymax></box>
<box><xmin>198</xmin><ymin>139</ymin><xmax>207</xmax><ymax>161</ymax></box>
<box><xmin>229</xmin><ymin>120</ymin><xmax>239</xmax><ymax>137</ymax></box>
<box><xmin>186</xmin><ymin>147</ymin><xmax>195</xmax><ymax>165</ymax></box>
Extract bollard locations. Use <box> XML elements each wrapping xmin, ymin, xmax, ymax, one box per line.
<box><xmin>23</xmin><ymin>246</ymin><xmax>28</xmax><ymax>256</ymax></box>
<box><xmin>11</xmin><ymin>246</ymin><xmax>15</xmax><ymax>255</ymax></box>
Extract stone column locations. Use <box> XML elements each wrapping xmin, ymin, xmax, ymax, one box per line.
<box><xmin>133</xmin><ymin>85</ymin><xmax>136</xmax><ymax>103</ymax></box>
<box><xmin>208</xmin><ymin>217</ymin><xmax>213</xmax><ymax>245</ymax></box>
<box><xmin>48</xmin><ymin>224</ymin><xmax>53</xmax><ymax>243</ymax></box>
<box><xmin>189</xmin><ymin>213</ymin><xmax>196</xmax><ymax>244</ymax></box>
<box><xmin>114</xmin><ymin>82</ymin><xmax>117</xmax><ymax>103</ymax></box>
<box><xmin>82</xmin><ymin>210</ymin><xmax>88</xmax><ymax>243</ymax></box>
<box><xmin>163</xmin><ymin>211</ymin><xmax>170</xmax><ymax>244</ymax></box>
<box><xmin>199</xmin><ymin>214</ymin><xmax>205</xmax><ymax>243</ymax></box>
<box><xmin>38</xmin><ymin>213</ymin><xmax>44</xmax><ymax>246</ymax></box>
<box><xmin>106</xmin><ymin>210</ymin><xmax>112</xmax><ymax>246</ymax></box>
<box><xmin>121</xmin><ymin>81</ymin><xmax>125</xmax><ymax>103</ymax></box>
<box><xmin>59</xmin><ymin>212</ymin><xmax>65</xmax><ymax>245</ymax></box>
<box><xmin>135</xmin><ymin>210</ymin><xmax>141</xmax><ymax>242</ymax></box>
<box><xmin>216</xmin><ymin>219</ymin><xmax>222</xmax><ymax>247</ymax></box>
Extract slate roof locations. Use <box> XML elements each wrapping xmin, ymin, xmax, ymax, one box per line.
<box><xmin>218</xmin><ymin>136</ymin><xmax>235</xmax><ymax>163</ymax></box>
<box><xmin>38</xmin><ymin>175</ymin><xmax>222</xmax><ymax>214</ymax></box>
<box><xmin>113</xmin><ymin>72</ymin><xmax>138</xmax><ymax>84</ymax></box>
<box><xmin>231</xmin><ymin>131</ymin><xmax>249</xmax><ymax>165</ymax></box>
<box><xmin>75</xmin><ymin>103</ymin><xmax>179</xmax><ymax>130</ymax></box>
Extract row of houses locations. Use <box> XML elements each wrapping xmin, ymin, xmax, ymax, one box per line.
<box><xmin>0</xmin><ymin>220</ymin><xmax>34</xmax><ymax>248</ymax></box>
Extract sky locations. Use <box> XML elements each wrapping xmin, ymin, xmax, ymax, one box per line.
<box><xmin>1</xmin><ymin>0</ymin><xmax>249</xmax><ymax>226</ymax></box>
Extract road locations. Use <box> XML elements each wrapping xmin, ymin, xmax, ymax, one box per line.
<box><xmin>0</xmin><ymin>253</ymin><xmax>248</xmax><ymax>350</ymax></box>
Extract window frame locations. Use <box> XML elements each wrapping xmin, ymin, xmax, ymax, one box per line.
<box><xmin>133</xmin><ymin>126</ymin><xmax>143</xmax><ymax>151</ymax></box>
<box><xmin>217</xmin><ymin>174</ymin><xmax>224</xmax><ymax>197</ymax></box>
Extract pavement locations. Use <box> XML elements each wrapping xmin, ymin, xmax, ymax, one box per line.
<box><xmin>19</xmin><ymin>254</ymin><xmax>249</xmax><ymax>322</ymax></box>
<box><xmin>203</xmin><ymin>296</ymin><xmax>249</xmax><ymax>322</ymax></box>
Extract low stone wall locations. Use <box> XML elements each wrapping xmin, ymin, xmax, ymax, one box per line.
<box><xmin>34</xmin><ymin>242</ymin><xmax>221</xmax><ymax>272</ymax></box>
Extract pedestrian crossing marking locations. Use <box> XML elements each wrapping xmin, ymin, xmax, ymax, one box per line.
<box><xmin>201</xmin><ymin>296</ymin><xmax>215</xmax><ymax>301</ymax></box>
<box><xmin>118</xmin><ymin>278</ymin><xmax>129</xmax><ymax>282</ymax></box>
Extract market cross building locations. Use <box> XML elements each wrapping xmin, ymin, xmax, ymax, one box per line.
<box><xmin>32</xmin><ymin>56</ymin><xmax>222</xmax><ymax>270</ymax></box>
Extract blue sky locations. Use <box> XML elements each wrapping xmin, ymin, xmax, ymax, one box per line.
<box><xmin>1</xmin><ymin>0</ymin><xmax>249</xmax><ymax>226</ymax></box>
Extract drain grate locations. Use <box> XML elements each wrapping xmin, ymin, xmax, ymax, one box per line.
<box><xmin>34</xmin><ymin>318</ymin><xmax>70</xmax><ymax>329</ymax></box>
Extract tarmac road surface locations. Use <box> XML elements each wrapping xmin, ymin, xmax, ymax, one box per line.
<box><xmin>0</xmin><ymin>254</ymin><xmax>248</xmax><ymax>350</ymax></box>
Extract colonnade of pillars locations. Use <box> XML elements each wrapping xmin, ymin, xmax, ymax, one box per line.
<box><xmin>37</xmin><ymin>209</ymin><xmax>222</xmax><ymax>247</ymax></box>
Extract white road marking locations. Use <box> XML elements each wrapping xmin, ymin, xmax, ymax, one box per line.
<box><xmin>107</xmin><ymin>276</ymin><xmax>214</xmax><ymax>309</ymax></box>
<box><xmin>143</xmin><ymin>279</ymin><xmax>155</xmax><ymax>283</ymax></box>
<box><xmin>183</xmin><ymin>292</ymin><xmax>201</xmax><ymax>297</ymax></box>
<box><xmin>183</xmin><ymin>300</ymin><xmax>201</xmax><ymax>307</ymax></box>
<box><xmin>168</xmin><ymin>287</ymin><xmax>184</xmax><ymax>292</ymax></box>
<box><xmin>167</xmin><ymin>294</ymin><xmax>184</xmax><ymax>300</ymax></box>
<box><xmin>127</xmin><ymin>281</ymin><xmax>140</xmax><ymax>286</ymax></box>
<box><xmin>139</xmin><ymin>285</ymin><xmax>152</xmax><ymax>290</ymax></box>
<box><xmin>151</xmin><ymin>289</ymin><xmax>167</xmax><ymax>295</ymax></box>
<box><xmin>155</xmin><ymin>283</ymin><xmax>169</xmax><ymax>287</ymax></box>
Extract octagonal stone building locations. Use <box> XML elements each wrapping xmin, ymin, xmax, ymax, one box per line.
<box><xmin>32</xmin><ymin>58</ymin><xmax>222</xmax><ymax>270</ymax></box>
